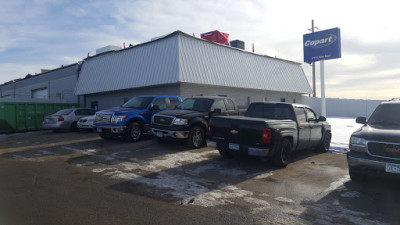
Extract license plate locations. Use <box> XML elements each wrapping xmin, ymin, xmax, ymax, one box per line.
<box><xmin>96</xmin><ymin>127</ymin><xmax>102</xmax><ymax>132</ymax></box>
<box><xmin>385</xmin><ymin>163</ymin><xmax>400</xmax><ymax>174</ymax></box>
<box><xmin>229</xmin><ymin>143</ymin><xmax>239</xmax><ymax>151</ymax></box>
<box><xmin>156</xmin><ymin>132</ymin><xmax>164</xmax><ymax>137</ymax></box>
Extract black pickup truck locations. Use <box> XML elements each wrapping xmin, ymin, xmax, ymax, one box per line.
<box><xmin>151</xmin><ymin>96</ymin><xmax>245</xmax><ymax>148</ymax></box>
<box><xmin>207</xmin><ymin>102</ymin><xmax>331</xmax><ymax>167</ymax></box>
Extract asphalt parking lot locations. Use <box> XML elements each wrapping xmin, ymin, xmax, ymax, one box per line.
<box><xmin>1</xmin><ymin>130</ymin><xmax>399</xmax><ymax>225</ymax></box>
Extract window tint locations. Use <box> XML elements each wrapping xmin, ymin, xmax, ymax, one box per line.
<box><xmin>152</xmin><ymin>98</ymin><xmax>167</xmax><ymax>109</ymax></box>
<box><xmin>368</xmin><ymin>103</ymin><xmax>400</xmax><ymax>124</ymax></box>
<box><xmin>294</xmin><ymin>107</ymin><xmax>306</xmax><ymax>123</ymax></box>
<box><xmin>305</xmin><ymin>108</ymin><xmax>317</xmax><ymax>121</ymax></box>
<box><xmin>176</xmin><ymin>98</ymin><xmax>213</xmax><ymax>112</ymax></box>
<box><xmin>245</xmin><ymin>103</ymin><xmax>264</xmax><ymax>118</ymax></box>
<box><xmin>122</xmin><ymin>97</ymin><xmax>153</xmax><ymax>108</ymax></box>
<box><xmin>226</xmin><ymin>99</ymin><xmax>236</xmax><ymax>110</ymax></box>
<box><xmin>245</xmin><ymin>103</ymin><xmax>293</xmax><ymax>120</ymax></box>
<box><xmin>169</xmin><ymin>97</ymin><xmax>180</xmax><ymax>107</ymax></box>
<box><xmin>211</xmin><ymin>99</ymin><xmax>227</xmax><ymax>111</ymax></box>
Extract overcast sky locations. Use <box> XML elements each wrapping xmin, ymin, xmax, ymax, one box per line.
<box><xmin>1</xmin><ymin>0</ymin><xmax>399</xmax><ymax>100</ymax></box>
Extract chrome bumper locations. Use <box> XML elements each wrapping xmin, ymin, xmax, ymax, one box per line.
<box><xmin>94</xmin><ymin>125</ymin><xmax>126</xmax><ymax>134</ymax></box>
<box><xmin>152</xmin><ymin>128</ymin><xmax>189</xmax><ymax>139</ymax></box>
<box><xmin>206</xmin><ymin>140</ymin><xmax>270</xmax><ymax>157</ymax></box>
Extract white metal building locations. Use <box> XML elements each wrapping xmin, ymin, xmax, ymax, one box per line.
<box><xmin>75</xmin><ymin>31</ymin><xmax>312</xmax><ymax>110</ymax></box>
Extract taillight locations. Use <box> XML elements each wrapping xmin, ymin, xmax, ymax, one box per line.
<box><xmin>58</xmin><ymin>116</ymin><xmax>64</xmax><ymax>121</ymax></box>
<box><xmin>208</xmin><ymin>122</ymin><xmax>212</xmax><ymax>136</ymax></box>
<box><xmin>261</xmin><ymin>128</ymin><xmax>272</xmax><ymax>143</ymax></box>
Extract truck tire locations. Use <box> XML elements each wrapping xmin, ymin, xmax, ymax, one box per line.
<box><xmin>318</xmin><ymin>132</ymin><xmax>331</xmax><ymax>152</ymax></box>
<box><xmin>187</xmin><ymin>126</ymin><xmax>205</xmax><ymax>149</ymax></box>
<box><xmin>125</xmin><ymin>122</ymin><xmax>142</xmax><ymax>142</ymax></box>
<box><xmin>272</xmin><ymin>138</ymin><xmax>292</xmax><ymax>167</ymax></box>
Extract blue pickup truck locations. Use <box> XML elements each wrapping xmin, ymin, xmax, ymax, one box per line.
<box><xmin>93</xmin><ymin>95</ymin><xmax>182</xmax><ymax>142</ymax></box>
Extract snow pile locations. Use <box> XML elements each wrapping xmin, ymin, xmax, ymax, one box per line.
<box><xmin>327</xmin><ymin>117</ymin><xmax>362</xmax><ymax>154</ymax></box>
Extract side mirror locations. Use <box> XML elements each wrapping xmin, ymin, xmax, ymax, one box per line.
<box><xmin>150</xmin><ymin>105</ymin><xmax>160</xmax><ymax>111</ymax></box>
<box><xmin>356</xmin><ymin>116</ymin><xmax>367</xmax><ymax>124</ymax></box>
<box><xmin>318</xmin><ymin>116</ymin><xmax>326</xmax><ymax>121</ymax></box>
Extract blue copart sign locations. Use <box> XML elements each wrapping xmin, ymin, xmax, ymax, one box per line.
<box><xmin>303</xmin><ymin>28</ymin><xmax>341</xmax><ymax>63</ymax></box>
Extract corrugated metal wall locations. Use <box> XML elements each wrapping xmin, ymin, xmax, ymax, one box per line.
<box><xmin>178</xmin><ymin>35</ymin><xmax>312</xmax><ymax>94</ymax></box>
<box><xmin>75</xmin><ymin>36</ymin><xmax>180</xmax><ymax>95</ymax></box>
<box><xmin>0</xmin><ymin>64</ymin><xmax>78</xmax><ymax>103</ymax></box>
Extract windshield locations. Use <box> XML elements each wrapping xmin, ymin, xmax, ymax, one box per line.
<box><xmin>175</xmin><ymin>98</ymin><xmax>214</xmax><ymax>112</ymax></box>
<box><xmin>368</xmin><ymin>104</ymin><xmax>400</xmax><ymax>125</ymax></box>
<box><xmin>122</xmin><ymin>97</ymin><xmax>154</xmax><ymax>108</ymax></box>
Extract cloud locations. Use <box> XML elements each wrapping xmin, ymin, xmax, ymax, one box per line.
<box><xmin>0</xmin><ymin>0</ymin><xmax>399</xmax><ymax>99</ymax></box>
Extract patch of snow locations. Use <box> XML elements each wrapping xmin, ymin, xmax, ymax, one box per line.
<box><xmin>324</xmin><ymin>175</ymin><xmax>350</xmax><ymax>193</ymax></box>
<box><xmin>327</xmin><ymin>117</ymin><xmax>362</xmax><ymax>154</ymax></box>
<box><xmin>253</xmin><ymin>172</ymin><xmax>273</xmax><ymax>179</ymax></box>
<box><xmin>275</xmin><ymin>197</ymin><xmax>294</xmax><ymax>203</ymax></box>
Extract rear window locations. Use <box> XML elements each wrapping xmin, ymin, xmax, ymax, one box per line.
<box><xmin>55</xmin><ymin>109</ymin><xmax>73</xmax><ymax>115</ymax></box>
<box><xmin>245</xmin><ymin>103</ymin><xmax>294</xmax><ymax>120</ymax></box>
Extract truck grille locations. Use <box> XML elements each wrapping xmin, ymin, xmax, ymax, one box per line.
<box><xmin>368</xmin><ymin>142</ymin><xmax>400</xmax><ymax>159</ymax></box>
<box><xmin>153</xmin><ymin>115</ymin><xmax>174</xmax><ymax>126</ymax></box>
<box><xmin>94</xmin><ymin>114</ymin><xmax>112</xmax><ymax>124</ymax></box>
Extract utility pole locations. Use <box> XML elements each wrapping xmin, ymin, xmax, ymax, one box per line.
<box><xmin>311</xmin><ymin>20</ymin><xmax>316</xmax><ymax>97</ymax></box>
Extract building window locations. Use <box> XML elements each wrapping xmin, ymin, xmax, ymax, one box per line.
<box><xmin>1</xmin><ymin>94</ymin><xmax>11</xmax><ymax>99</ymax></box>
<box><xmin>280</xmin><ymin>98</ymin><xmax>286</xmax><ymax>102</ymax></box>
<box><xmin>31</xmin><ymin>88</ymin><xmax>48</xmax><ymax>99</ymax></box>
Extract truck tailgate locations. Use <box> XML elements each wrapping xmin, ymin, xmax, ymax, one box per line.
<box><xmin>210</xmin><ymin>116</ymin><xmax>274</xmax><ymax>145</ymax></box>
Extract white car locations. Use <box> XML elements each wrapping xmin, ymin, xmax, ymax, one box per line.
<box><xmin>77</xmin><ymin>115</ymin><xmax>95</xmax><ymax>131</ymax></box>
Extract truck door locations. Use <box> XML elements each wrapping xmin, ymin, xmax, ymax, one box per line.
<box><xmin>294</xmin><ymin>107</ymin><xmax>311</xmax><ymax>150</ymax></box>
<box><xmin>305</xmin><ymin>108</ymin><xmax>323</xmax><ymax>147</ymax></box>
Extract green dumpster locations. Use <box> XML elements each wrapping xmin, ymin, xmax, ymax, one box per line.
<box><xmin>0</xmin><ymin>102</ymin><xmax>79</xmax><ymax>133</ymax></box>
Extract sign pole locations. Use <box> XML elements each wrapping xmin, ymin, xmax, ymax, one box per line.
<box><xmin>320</xmin><ymin>60</ymin><xmax>326</xmax><ymax>117</ymax></box>
<box><xmin>312</xmin><ymin>20</ymin><xmax>316</xmax><ymax>97</ymax></box>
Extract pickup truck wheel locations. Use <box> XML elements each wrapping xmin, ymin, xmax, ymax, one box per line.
<box><xmin>187</xmin><ymin>126</ymin><xmax>205</xmax><ymax>149</ymax></box>
<box><xmin>318</xmin><ymin>132</ymin><xmax>331</xmax><ymax>152</ymax></box>
<box><xmin>272</xmin><ymin>138</ymin><xmax>292</xmax><ymax>167</ymax></box>
<box><xmin>125</xmin><ymin>123</ymin><xmax>142</xmax><ymax>142</ymax></box>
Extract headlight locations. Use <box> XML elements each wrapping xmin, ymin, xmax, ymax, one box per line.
<box><xmin>173</xmin><ymin>118</ymin><xmax>188</xmax><ymax>125</ymax></box>
<box><xmin>350</xmin><ymin>136</ymin><xmax>367</xmax><ymax>146</ymax></box>
<box><xmin>111</xmin><ymin>115</ymin><xmax>126</xmax><ymax>124</ymax></box>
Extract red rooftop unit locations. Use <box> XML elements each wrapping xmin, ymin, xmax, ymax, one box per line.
<box><xmin>201</xmin><ymin>30</ymin><xmax>230</xmax><ymax>45</ymax></box>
